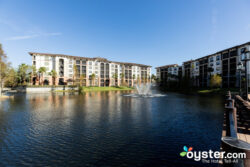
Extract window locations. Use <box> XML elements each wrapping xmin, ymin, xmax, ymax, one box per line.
<box><xmin>45</xmin><ymin>62</ymin><xmax>49</xmax><ymax>66</ymax></box>
<box><xmin>89</xmin><ymin>61</ymin><xmax>92</xmax><ymax>65</ymax></box>
<box><xmin>69</xmin><ymin>65</ymin><xmax>72</xmax><ymax>68</ymax></box>
<box><xmin>230</xmin><ymin>50</ymin><xmax>237</xmax><ymax>57</ymax></box>
<box><xmin>222</xmin><ymin>53</ymin><xmax>229</xmax><ymax>59</ymax></box>
<box><xmin>76</xmin><ymin>60</ymin><xmax>80</xmax><ymax>64</ymax></box>
<box><xmin>216</xmin><ymin>55</ymin><xmax>220</xmax><ymax>61</ymax></box>
<box><xmin>216</xmin><ymin>62</ymin><xmax>220</xmax><ymax>65</ymax></box>
<box><xmin>81</xmin><ymin>60</ymin><xmax>86</xmax><ymax>65</ymax></box>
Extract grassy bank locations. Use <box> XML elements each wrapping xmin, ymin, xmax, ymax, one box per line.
<box><xmin>161</xmin><ymin>87</ymin><xmax>239</xmax><ymax>95</ymax></box>
<box><xmin>197</xmin><ymin>88</ymin><xmax>239</xmax><ymax>95</ymax></box>
<box><xmin>79</xmin><ymin>86</ymin><xmax>133</xmax><ymax>92</ymax></box>
<box><xmin>197</xmin><ymin>88</ymin><xmax>225</xmax><ymax>94</ymax></box>
<box><xmin>56</xmin><ymin>86</ymin><xmax>134</xmax><ymax>92</ymax></box>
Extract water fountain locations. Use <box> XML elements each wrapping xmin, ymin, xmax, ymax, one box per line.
<box><xmin>124</xmin><ymin>83</ymin><xmax>165</xmax><ymax>97</ymax></box>
<box><xmin>135</xmin><ymin>84</ymin><xmax>151</xmax><ymax>96</ymax></box>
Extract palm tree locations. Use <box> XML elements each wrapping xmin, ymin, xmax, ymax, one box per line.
<box><xmin>151</xmin><ymin>74</ymin><xmax>156</xmax><ymax>82</ymax></box>
<box><xmin>91</xmin><ymin>73</ymin><xmax>96</xmax><ymax>86</ymax></box>
<box><xmin>112</xmin><ymin>73</ymin><xmax>118</xmax><ymax>86</ymax></box>
<box><xmin>38</xmin><ymin>67</ymin><xmax>47</xmax><ymax>85</ymax></box>
<box><xmin>137</xmin><ymin>74</ymin><xmax>140</xmax><ymax>85</ymax></box>
<box><xmin>80</xmin><ymin>74</ymin><xmax>86</xmax><ymax>86</ymax></box>
<box><xmin>132</xmin><ymin>74</ymin><xmax>136</xmax><ymax>85</ymax></box>
<box><xmin>73</xmin><ymin>64</ymin><xmax>78</xmax><ymax>86</ymax></box>
<box><xmin>29</xmin><ymin>65</ymin><xmax>36</xmax><ymax>85</ymax></box>
<box><xmin>147</xmin><ymin>74</ymin><xmax>151</xmax><ymax>83</ymax></box>
<box><xmin>141</xmin><ymin>76</ymin><xmax>145</xmax><ymax>84</ymax></box>
<box><xmin>120</xmin><ymin>73</ymin><xmax>125</xmax><ymax>86</ymax></box>
<box><xmin>17</xmin><ymin>64</ymin><xmax>29</xmax><ymax>85</ymax></box>
<box><xmin>49</xmin><ymin>70</ymin><xmax>57</xmax><ymax>85</ymax></box>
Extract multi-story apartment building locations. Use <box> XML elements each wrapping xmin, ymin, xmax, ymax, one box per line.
<box><xmin>178</xmin><ymin>66</ymin><xmax>183</xmax><ymax>79</ymax></box>
<box><xmin>208</xmin><ymin>53</ymin><xmax>222</xmax><ymax>75</ymax></box>
<box><xmin>197</xmin><ymin>56</ymin><xmax>208</xmax><ymax>87</ymax></box>
<box><xmin>156</xmin><ymin>41</ymin><xmax>250</xmax><ymax>88</ymax></box>
<box><xmin>191</xmin><ymin>60</ymin><xmax>199</xmax><ymax>87</ymax></box>
<box><xmin>183</xmin><ymin>60</ymin><xmax>193</xmax><ymax>78</ymax></box>
<box><xmin>30</xmin><ymin>52</ymin><xmax>151</xmax><ymax>86</ymax></box>
<box><xmin>156</xmin><ymin>64</ymin><xmax>179</xmax><ymax>84</ymax></box>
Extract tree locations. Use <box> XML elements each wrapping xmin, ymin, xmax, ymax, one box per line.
<box><xmin>147</xmin><ymin>74</ymin><xmax>151</xmax><ymax>83</ymax></box>
<box><xmin>132</xmin><ymin>74</ymin><xmax>136</xmax><ymax>84</ymax></box>
<box><xmin>79</xmin><ymin>74</ymin><xmax>86</xmax><ymax>86</ymax></box>
<box><xmin>112</xmin><ymin>73</ymin><xmax>118</xmax><ymax>86</ymax></box>
<box><xmin>4</xmin><ymin>68</ymin><xmax>17</xmax><ymax>87</ymax></box>
<box><xmin>141</xmin><ymin>76</ymin><xmax>145</xmax><ymax>84</ymax></box>
<box><xmin>151</xmin><ymin>74</ymin><xmax>156</xmax><ymax>81</ymax></box>
<box><xmin>91</xmin><ymin>73</ymin><xmax>96</xmax><ymax>86</ymax></box>
<box><xmin>120</xmin><ymin>73</ymin><xmax>125</xmax><ymax>86</ymax></box>
<box><xmin>137</xmin><ymin>74</ymin><xmax>141</xmax><ymax>85</ymax></box>
<box><xmin>38</xmin><ymin>67</ymin><xmax>47</xmax><ymax>85</ymax></box>
<box><xmin>49</xmin><ymin>70</ymin><xmax>57</xmax><ymax>85</ymax></box>
<box><xmin>0</xmin><ymin>44</ymin><xmax>9</xmax><ymax>95</ymax></box>
<box><xmin>73</xmin><ymin>64</ymin><xmax>78</xmax><ymax>86</ymax></box>
<box><xmin>17</xmin><ymin>64</ymin><xmax>29</xmax><ymax>85</ymax></box>
<box><xmin>210</xmin><ymin>74</ymin><xmax>222</xmax><ymax>88</ymax></box>
<box><xmin>29</xmin><ymin>65</ymin><xmax>37</xmax><ymax>85</ymax></box>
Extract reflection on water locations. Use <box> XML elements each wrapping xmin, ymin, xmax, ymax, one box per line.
<box><xmin>0</xmin><ymin>91</ymin><xmax>224</xmax><ymax>166</ymax></box>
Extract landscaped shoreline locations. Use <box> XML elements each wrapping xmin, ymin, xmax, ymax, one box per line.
<box><xmin>57</xmin><ymin>86</ymin><xmax>134</xmax><ymax>92</ymax></box>
<box><xmin>160</xmin><ymin>87</ymin><xmax>239</xmax><ymax>95</ymax></box>
<box><xmin>1</xmin><ymin>86</ymin><xmax>134</xmax><ymax>93</ymax></box>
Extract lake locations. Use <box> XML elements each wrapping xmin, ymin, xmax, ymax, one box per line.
<box><xmin>0</xmin><ymin>90</ymin><xmax>224</xmax><ymax>166</ymax></box>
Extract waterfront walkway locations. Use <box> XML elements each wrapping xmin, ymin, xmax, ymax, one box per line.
<box><xmin>234</xmin><ymin>95</ymin><xmax>250</xmax><ymax>143</ymax></box>
<box><xmin>222</xmin><ymin>93</ymin><xmax>250</xmax><ymax>141</ymax></box>
<box><xmin>221</xmin><ymin>92</ymin><xmax>250</xmax><ymax>166</ymax></box>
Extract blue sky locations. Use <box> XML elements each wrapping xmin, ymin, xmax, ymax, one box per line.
<box><xmin>0</xmin><ymin>0</ymin><xmax>250</xmax><ymax>73</ymax></box>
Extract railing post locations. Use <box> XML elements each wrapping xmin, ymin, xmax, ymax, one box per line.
<box><xmin>225</xmin><ymin>93</ymin><xmax>237</xmax><ymax>138</ymax></box>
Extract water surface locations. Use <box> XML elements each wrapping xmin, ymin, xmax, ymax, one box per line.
<box><xmin>0</xmin><ymin>91</ymin><xmax>224</xmax><ymax>166</ymax></box>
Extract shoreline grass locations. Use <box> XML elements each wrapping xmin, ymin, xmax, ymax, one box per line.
<box><xmin>55</xmin><ymin>86</ymin><xmax>134</xmax><ymax>92</ymax></box>
<box><xmin>161</xmin><ymin>87</ymin><xmax>239</xmax><ymax>95</ymax></box>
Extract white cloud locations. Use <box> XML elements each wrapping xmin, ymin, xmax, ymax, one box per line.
<box><xmin>5</xmin><ymin>32</ymin><xmax>62</xmax><ymax>41</ymax></box>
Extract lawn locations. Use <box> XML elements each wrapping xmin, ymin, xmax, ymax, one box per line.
<box><xmin>197</xmin><ymin>88</ymin><xmax>221</xmax><ymax>94</ymax></box>
<box><xmin>80</xmin><ymin>86</ymin><xmax>133</xmax><ymax>92</ymax></box>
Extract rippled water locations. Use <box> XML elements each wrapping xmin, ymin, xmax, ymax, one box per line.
<box><xmin>0</xmin><ymin>91</ymin><xmax>224</xmax><ymax>167</ymax></box>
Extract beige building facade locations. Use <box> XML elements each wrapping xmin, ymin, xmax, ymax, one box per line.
<box><xmin>30</xmin><ymin>52</ymin><xmax>151</xmax><ymax>87</ymax></box>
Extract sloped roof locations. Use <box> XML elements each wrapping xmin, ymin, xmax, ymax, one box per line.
<box><xmin>29</xmin><ymin>52</ymin><xmax>151</xmax><ymax>67</ymax></box>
